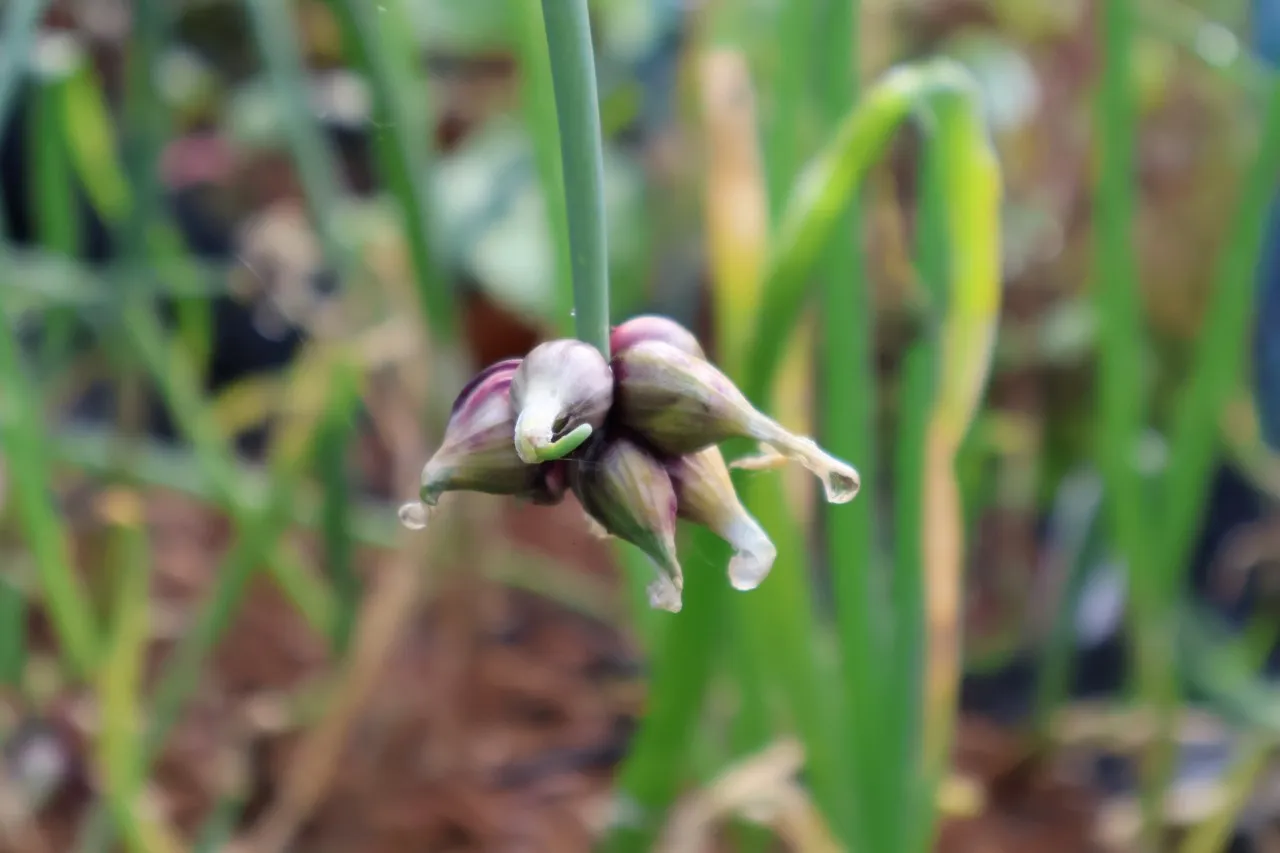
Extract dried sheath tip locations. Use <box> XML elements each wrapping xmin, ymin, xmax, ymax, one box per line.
<box><xmin>419</xmin><ymin>359</ymin><xmax>567</xmax><ymax>507</ymax></box>
<box><xmin>612</xmin><ymin>341</ymin><xmax>860</xmax><ymax>503</ymax></box>
<box><xmin>511</xmin><ymin>339</ymin><xmax>613</xmax><ymax>463</ymax></box>
<box><xmin>646</xmin><ymin>575</ymin><xmax>683</xmax><ymax>613</ymax></box>
<box><xmin>571</xmin><ymin>434</ymin><xmax>684</xmax><ymax>612</ymax></box>
<box><xmin>668</xmin><ymin>447</ymin><xmax>777</xmax><ymax>590</ymax></box>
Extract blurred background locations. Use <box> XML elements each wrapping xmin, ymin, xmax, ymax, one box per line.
<box><xmin>2</xmin><ymin>0</ymin><xmax>1280</xmax><ymax>851</ymax></box>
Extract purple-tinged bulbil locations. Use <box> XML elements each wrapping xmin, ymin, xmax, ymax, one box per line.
<box><xmin>610</xmin><ymin>314</ymin><xmax>706</xmax><ymax>359</ymax></box>
<box><xmin>570</xmin><ymin>434</ymin><xmax>683</xmax><ymax>612</ymax></box>
<box><xmin>612</xmin><ymin>340</ymin><xmax>859</xmax><ymax>504</ymax></box>
<box><xmin>668</xmin><ymin>447</ymin><xmax>777</xmax><ymax>591</ymax></box>
<box><xmin>511</xmin><ymin>340</ymin><xmax>613</xmax><ymax>464</ymax></box>
<box><xmin>415</xmin><ymin>359</ymin><xmax>566</xmax><ymax>510</ymax></box>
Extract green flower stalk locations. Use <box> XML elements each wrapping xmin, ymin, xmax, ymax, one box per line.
<box><xmin>612</xmin><ymin>340</ymin><xmax>860</xmax><ymax>503</ymax></box>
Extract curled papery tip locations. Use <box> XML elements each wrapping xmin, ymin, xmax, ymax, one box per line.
<box><xmin>819</xmin><ymin>459</ymin><xmax>861</xmax><ymax>504</ymax></box>
<box><xmin>785</xmin><ymin>437</ymin><xmax>860</xmax><ymax>504</ymax></box>
<box><xmin>647</xmin><ymin>576</ymin><xmax>683</xmax><ymax>612</ymax></box>
<box><xmin>730</xmin><ymin>437</ymin><xmax>860</xmax><ymax>503</ymax></box>
<box><xmin>728</xmin><ymin>538</ymin><xmax>777</xmax><ymax>591</ymax></box>
<box><xmin>720</xmin><ymin>511</ymin><xmax>777</xmax><ymax>590</ymax></box>
<box><xmin>397</xmin><ymin>501</ymin><xmax>431</xmax><ymax>531</ymax></box>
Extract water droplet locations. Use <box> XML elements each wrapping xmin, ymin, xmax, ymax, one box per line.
<box><xmin>822</xmin><ymin>469</ymin><xmax>860</xmax><ymax>504</ymax></box>
<box><xmin>398</xmin><ymin>501</ymin><xmax>430</xmax><ymax>530</ymax></box>
<box><xmin>791</xmin><ymin>437</ymin><xmax>860</xmax><ymax>504</ymax></box>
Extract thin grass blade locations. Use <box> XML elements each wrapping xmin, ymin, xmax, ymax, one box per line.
<box><xmin>326</xmin><ymin>0</ymin><xmax>456</xmax><ymax>341</ymax></box>
<box><xmin>0</xmin><ymin>577</ymin><xmax>25</xmax><ymax>687</ymax></box>
<box><xmin>604</xmin><ymin>548</ymin><xmax>728</xmax><ymax>853</ymax></box>
<box><xmin>0</xmin><ymin>301</ymin><xmax>99</xmax><ymax>678</ymax></box>
<box><xmin>317</xmin><ymin>403</ymin><xmax>358</xmax><ymax>654</ymax></box>
<box><xmin>812</xmin><ymin>1</ymin><xmax>888</xmax><ymax>849</ymax></box>
<box><xmin>1161</xmin><ymin>79</ymin><xmax>1280</xmax><ymax>594</ymax></box>
<box><xmin>1093</xmin><ymin>0</ymin><xmax>1174</xmax><ymax>838</ymax></box>
<box><xmin>94</xmin><ymin>489</ymin><xmax>183</xmax><ymax>853</ymax></box>
<box><xmin>887</xmin><ymin>115</ymin><xmax>944</xmax><ymax>853</ymax></box>
<box><xmin>242</xmin><ymin>0</ymin><xmax>352</xmax><ymax>277</ymax></box>
<box><xmin>696</xmin><ymin>45</ymin><xmax>776</xmax><ymax>853</ymax></box>
<box><xmin>740</xmin><ymin>59</ymin><xmax>983</xmax><ymax>405</ymax></box>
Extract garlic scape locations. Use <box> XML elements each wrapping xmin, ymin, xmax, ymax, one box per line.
<box><xmin>398</xmin><ymin>314</ymin><xmax>863</xmax><ymax>607</ymax></box>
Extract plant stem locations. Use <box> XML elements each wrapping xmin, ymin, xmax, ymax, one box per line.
<box><xmin>0</xmin><ymin>294</ymin><xmax>99</xmax><ymax>679</ymax></box>
<box><xmin>326</xmin><ymin>0</ymin><xmax>456</xmax><ymax>341</ymax></box>
<box><xmin>724</xmin><ymin>8</ymin><xmax>823</xmax><ymax>850</ymax></box>
<box><xmin>1032</xmin><ymin>473</ymin><xmax>1106</xmax><ymax>739</ymax></box>
<box><xmin>541</xmin><ymin>0</ymin><xmax>611</xmax><ymax>355</ymax></box>
<box><xmin>1160</xmin><ymin>77</ymin><xmax>1280</xmax><ymax>595</ymax></box>
<box><xmin>764</xmin><ymin>0</ymin><xmax>813</xmax><ymax>223</ymax></box>
<box><xmin>741</xmin><ymin>61</ymin><xmax>976</xmax><ymax>404</ymax></box>
<box><xmin>318</xmin><ymin>406</ymin><xmax>358</xmax><ymax>654</ymax></box>
<box><xmin>884</xmin><ymin>111</ymin><xmax>947</xmax><ymax>853</ymax></box>
<box><xmin>604</xmin><ymin>550</ymin><xmax>728</xmax><ymax>853</ymax></box>
<box><xmin>918</xmin><ymin>88</ymin><xmax>1001</xmax><ymax>852</ymax></box>
<box><xmin>243</xmin><ymin>0</ymin><xmax>352</xmax><ymax>277</ymax></box>
<box><xmin>815</xmin><ymin>0</ymin><xmax>884</xmax><ymax>849</ymax></box>
<box><xmin>0</xmin><ymin>579</ymin><xmax>24</xmax><ymax>687</ymax></box>
<box><xmin>1093</xmin><ymin>0</ymin><xmax>1169</xmax><ymax>843</ymax></box>
<box><xmin>96</xmin><ymin>492</ymin><xmax>175</xmax><ymax>853</ymax></box>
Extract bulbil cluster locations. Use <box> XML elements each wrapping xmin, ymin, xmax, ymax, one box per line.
<box><xmin>399</xmin><ymin>315</ymin><xmax>860</xmax><ymax>613</ymax></box>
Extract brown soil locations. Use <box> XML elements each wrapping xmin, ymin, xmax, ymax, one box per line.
<box><xmin>1</xmin><ymin>487</ymin><xmax>1107</xmax><ymax>853</ymax></box>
